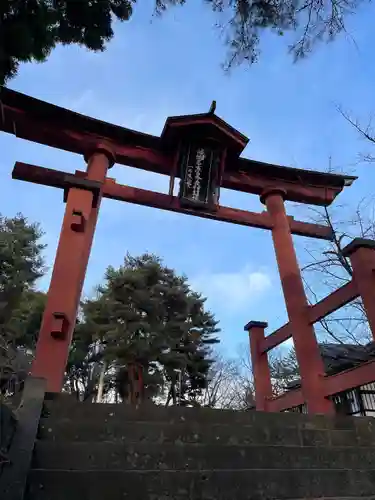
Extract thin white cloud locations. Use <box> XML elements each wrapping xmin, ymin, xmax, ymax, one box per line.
<box><xmin>192</xmin><ymin>266</ymin><xmax>272</xmax><ymax>312</ymax></box>
<box><xmin>63</xmin><ymin>89</ymin><xmax>96</xmax><ymax>113</ymax></box>
<box><xmin>59</xmin><ymin>88</ymin><xmax>172</xmax><ymax>136</ymax></box>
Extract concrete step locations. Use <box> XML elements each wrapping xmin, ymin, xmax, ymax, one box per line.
<box><xmin>26</xmin><ymin>469</ymin><xmax>375</xmax><ymax>500</ymax></box>
<box><xmin>32</xmin><ymin>441</ymin><xmax>375</xmax><ymax>471</ymax></box>
<box><xmin>43</xmin><ymin>397</ymin><xmax>375</xmax><ymax>432</ymax></box>
<box><xmin>39</xmin><ymin>417</ymin><xmax>364</xmax><ymax>447</ymax></box>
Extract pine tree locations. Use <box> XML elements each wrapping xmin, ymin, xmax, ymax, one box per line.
<box><xmin>0</xmin><ymin>0</ymin><xmax>363</xmax><ymax>83</ymax></box>
<box><xmin>0</xmin><ymin>213</ymin><xmax>45</xmax><ymax>328</ymax></box>
<box><xmin>64</xmin><ymin>317</ymin><xmax>104</xmax><ymax>401</ymax></box>
<box><xmin>0</xmin><ymin>213</ymin><xmax>45</xmax><ymax>395</ymax></box>
<box><xmin>7</xmin><ymin>290</ymin><xmax>46</xmax><ymax>350</ymax></box>
<box><xmin>81</xmin><ymin>253</ymin><xmax>220</xmax><ymax>404</ymax></box>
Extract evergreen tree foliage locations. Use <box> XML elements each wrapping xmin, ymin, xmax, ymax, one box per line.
<box><xmin>0</xmin><ymin>213</ymin><xmax>46</xmax><ymax>395</ymax></box>
<box><xmin>0</xmin><ymin>213</ymin><xmax>45</xmax><ymax>330</ymax></box>
<box><xmin>64</xmin><ymin>318</ymin><xmax>103</xmax><ymax>401</ymax></box>
<box><xmin>0</xmin><ymin>0</ymin><xmax>363</xmax><ymax>84</ymax></box>
<box><xmin>0</xmin><ymin>0</ymin><xmax>133</xmax><ymax>84</ymax></box>
<box><xmin>7</xmin><ymin>290</ymin><xmax>47</xmax><ymax>349</ymax></box>
<box><xmin>81</xmin><ymin>253</ymin><xmax>220</xmax><ymax>404</ymax></box>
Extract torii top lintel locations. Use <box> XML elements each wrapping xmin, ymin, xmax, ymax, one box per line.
<box><xmin>0</xmin><ymin>87</ymin><xmax>356</xmax><ymax>205</ymax></box>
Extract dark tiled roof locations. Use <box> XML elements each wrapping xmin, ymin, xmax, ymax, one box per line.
<box><xmin>320</xmin><ymin>342</ymin><xmax>375</xmax><ymax>373</ymax></box>
<box><xmin>285</xmin><ymin>342</ymin><xmax>375</xmax><ymax>391</ymax></box>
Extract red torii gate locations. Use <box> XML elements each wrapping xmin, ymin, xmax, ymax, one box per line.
<box><xmin>0</xmin><ymin>87</ymin><xmax>356</xmax><ymax>413</ymax></box>
<box><xmin>247</xmin><ymin>238</ymin><xmax>375</xmax><ymax>413</ymax></box>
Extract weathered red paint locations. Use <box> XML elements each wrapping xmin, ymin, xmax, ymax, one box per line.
<box><xmin>262</xmin><ymin>280</ymin><xmax>359</xmax><ymax>353</ymax></box>
<box><xmin>308</xmin><ymin>280</ymin><xmax>359</xmax><ymax>324</ymax></box>
<box><xmin>256</xmin><ymin>238</ymin><xmax>375</xmax><ymax>414</ymax></box>
<box><xmin>325</xmin><ymin>358</ymin><xmax>375</xmax><ymax>396</ymax></box>
<box><xmin>343</xmin><ymin>239</ymin><xmax>375</xmax><ymax>339</ymax></box>
<box><xmin>245</xmin><ymin>321</ymin><xmax>272</xmax><ymax>411</ymax></box>
<box><xmin>261</xmin><ymin>323</ymin><xmax>292</xmax><ymax>353</ymax></box>
<box><xmin>267</xmin><ymin>387</ymin><xmax>304</xmax><ymax>412</ymax></box>
<box><xmin>266</xmin><ymin>356</ymin><xmax>375</xmax><ymax>412</ymax></box>
<box><xmin>261</xmin><ymin>188</ymin><xmax>335</xmax><ymax>415</ymax></box>
<box><xmin>12</xmin><ymin>163</ymin><xmax>334</xmax><ymax>240</ymax></box>
<box><xmin>31</xmin><ymin>147</ymin><xmax>114</xmax><ymax>393</ymax></box>
<box><xmin>2</xmin><ymin>87</ymin><xmax>355</xmax><ymax>206</ymax></box>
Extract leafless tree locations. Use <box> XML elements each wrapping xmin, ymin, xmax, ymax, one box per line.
<box><xmin>198</xmin><ymin>354</ymin><xmax>254</xmax><ymax>409</ymax></box>
<box><xmin>234</xmin><ymin>342</ymin><xmax>300</xmax><ymax>400</ymax></box>
<box><xmin>338</xmin><ymin>107</ymin><xmax>375</xmax><ymax>164</ymax></box>
<box><xmin>300</xmin><ymin>199</ymin><xmax>375</xmax><ymax>345</ymax></box>
<box><xmin>296</xmin><ymin>108</ymin><xmax>375</xmax><ymax>345</ymax></box>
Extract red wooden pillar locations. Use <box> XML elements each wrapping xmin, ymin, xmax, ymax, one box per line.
<box><xmin>245</xmin><ymin>321</ymin><xmax>272</xmax><ymax>411</ymax></box>
<box><xmin>261</xmin><ymin>188</ymin><xmax>334</xmax><ymax>414</ymax></box>
<box><xmin>31</xmin><ymin>143</ymin><xmax>115</xmax><ymax>393</ymax></box>
<box><xmin>78</xmin><ymin>144</ymin><xmax>114</xmax><ymax>282</ymax></box>
<box><xmin>343</xmin><ymin>238</ymin><xmax>375</xmax><ymax>338</ymax></box>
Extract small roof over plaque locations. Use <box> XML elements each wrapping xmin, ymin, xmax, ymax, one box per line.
<box><xmin>161</xmin><ymin>101</ymin><xmax>249</xmax><ymax>157</ymax></box>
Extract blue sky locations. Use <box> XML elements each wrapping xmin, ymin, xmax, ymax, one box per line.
<box><xmin>1</xmin><ymin>2</ymin><xmax>375</xmax><ymax>357</ymax></box>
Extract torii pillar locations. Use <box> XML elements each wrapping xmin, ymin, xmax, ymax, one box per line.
<box><xmin>342</xmin><ymin>239</ymin><xmax>375</xmax><ymax>338</ymax></box>
<box><xmin>245</xmin><ymin>321</ymin><xmax>272</xmax><ymax>411</ymax></box>
<box><xmin>31</xmin><ymin>142</ymin><xmax>115</xmax><ymax>393</ymax></box>
<box><xmin>261</xmin><ymin>188</ymin><xmax>334</xmax><ymax>414</ymax></box>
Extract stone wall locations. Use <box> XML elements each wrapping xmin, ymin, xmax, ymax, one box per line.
<box><xmin>0</xmin><ymin>402</ymin><xmax>16</xmax><ymax>475</ymax></box>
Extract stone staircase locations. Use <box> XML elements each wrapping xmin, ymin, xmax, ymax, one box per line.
<box><xmin>25</xmin><ymin>395</ymin><xmax>375</xmax><ymax>499</ymax></box>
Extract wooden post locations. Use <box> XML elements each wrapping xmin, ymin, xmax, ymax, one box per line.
<box><xmin>261</xmin><ymin>188</ymin><xmax>334</xmax><ymax>414</ymax></box>
<box><xmin>31</xmin><ymin>143</ymin><xmax>115</xmax><ymax>393</ymax></box>
<box><xmin>245</xmin><ymin>321</ymin><xmax>272</xmax><ymax>411</ymax></box>
<box><xmin>343</xmin><ymin>238</ymin><xmax>375</xmax><ymax>339</ymax></box>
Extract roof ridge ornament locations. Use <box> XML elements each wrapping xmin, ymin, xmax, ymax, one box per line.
<box><xmin>208</xmin><ymin>100</ymin><xmax>216</xmax><ymax>114</ymax></box>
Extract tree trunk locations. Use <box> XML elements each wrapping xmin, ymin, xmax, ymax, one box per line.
<box><xmin>165</xmin><ymin>387</ymin><xmax>172</xmax><ymax>407</ymax></box>
<box><xmin>171</xmin><ymin>382</ymin><xmax>177</xmax><ymax>406</ymax></box>
<box><xmin>96</xmin><ymin>361</ymin><xmax>107</xmax><ymax>403</ymax></box>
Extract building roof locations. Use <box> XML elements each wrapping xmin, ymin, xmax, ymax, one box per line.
<box><xmin>286</xmin><ymin>342</ymin><xmax>375</xmax><ymax>391</ymax></box>
<box><xmin>161</xmin><ymin>112</ymin><xmax>249</xmax><ymax>155</ymax></box>
<box><xmin>320</xmin><ymin>342</ymin><xmax>375</xmax><ymax>373</ymax></box>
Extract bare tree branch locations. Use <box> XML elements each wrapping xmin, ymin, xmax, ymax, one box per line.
<box><xmin>301</xmin><ymin>197</ymin><xmax>373</xmax><ymax>345</ymax></box>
